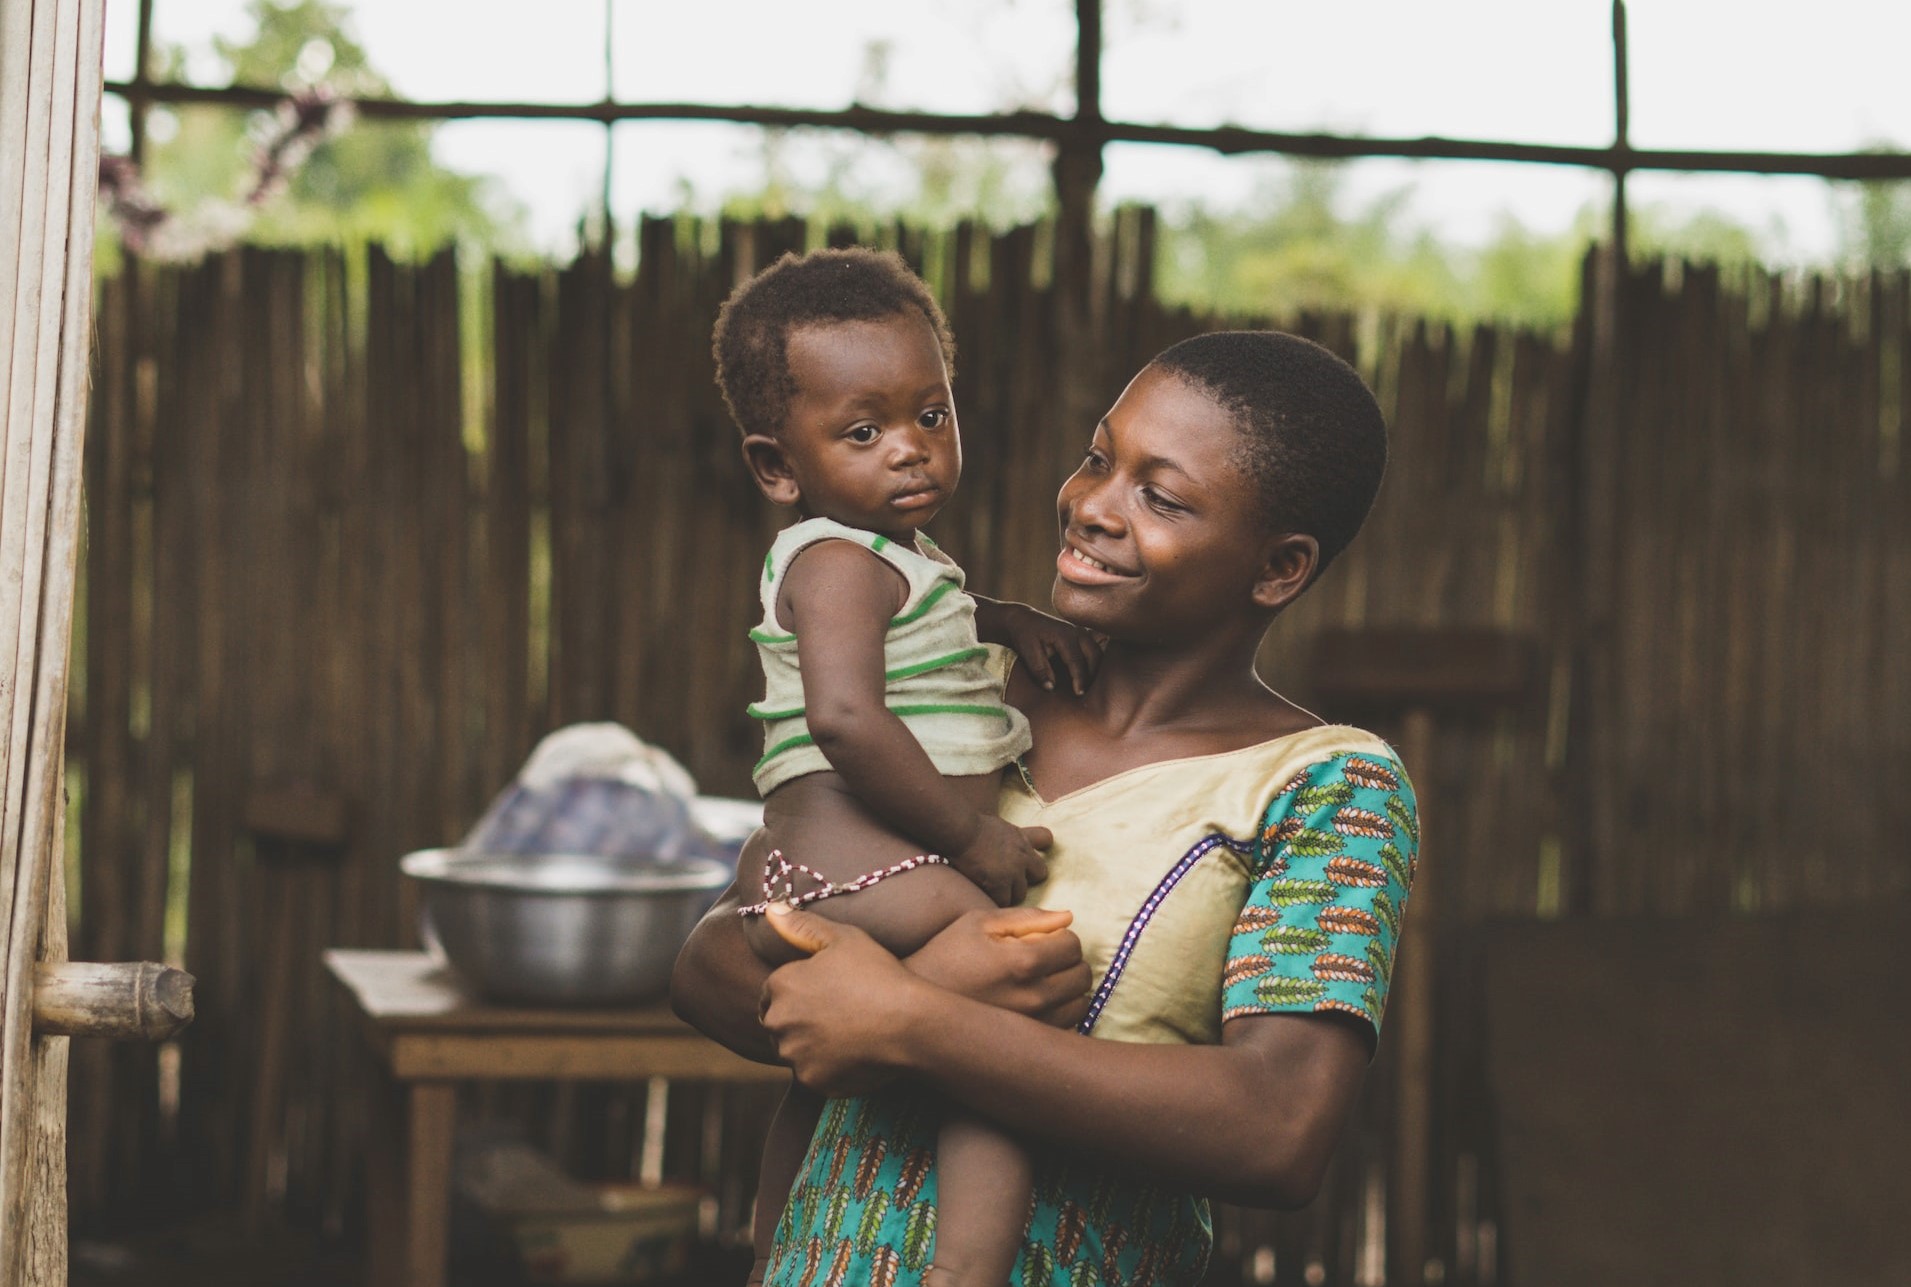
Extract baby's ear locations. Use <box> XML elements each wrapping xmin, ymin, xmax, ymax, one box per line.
<box><xmin>741</xmin><ymin>433</ymin><xmax>801</xmax><ymax>507</ymax></box>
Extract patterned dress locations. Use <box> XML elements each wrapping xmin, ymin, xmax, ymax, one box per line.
<box><xmin>764</xmin><ymin>726</ymin><xmax>1418</xmax><ymax>1287</ymax></box>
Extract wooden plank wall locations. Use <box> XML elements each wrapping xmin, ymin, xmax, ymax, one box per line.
<box><xmin>64</xmin><ymin>224</ymin><xmax>1909</xmax><ymax>1285</ymax></box>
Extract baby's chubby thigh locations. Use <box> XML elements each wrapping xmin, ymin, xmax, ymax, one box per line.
<box><xmin>738</xmin><ymin>809</ymin><xmax>999</xmax><ymax>966</ymax></box>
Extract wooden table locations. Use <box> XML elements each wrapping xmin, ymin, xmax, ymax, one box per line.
<box><xmin>325</xmin><ymin>949</ymin><xmax>783</xmax><ymax>1287</ymax></box>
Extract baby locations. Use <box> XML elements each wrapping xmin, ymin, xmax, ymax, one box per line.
<box><xmin>713</xmin><ymin>247</ymin><xmax>1097</xmax><ymax>1287</ymax></box>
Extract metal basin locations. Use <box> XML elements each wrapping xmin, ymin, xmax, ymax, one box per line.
<box><xmin>400</xmin><ymin>849</ymin><xmax>731</xmax><ymax>1006</ymax></box>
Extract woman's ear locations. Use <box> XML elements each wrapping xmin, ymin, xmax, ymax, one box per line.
<box><xmin>1252</xmin><ymin>533</ymin><xmax>1320</xmax><ymax>612</ymax></box>
<box><xmin>741</xmin><ymin>433</ymin><xmax>801</xmax><ymax>507</ymax></box>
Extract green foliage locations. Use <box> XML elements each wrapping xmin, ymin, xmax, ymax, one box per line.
<box><xmin>1833</xmin><ymin>144</ymin><xmax>1911</xmax><ymax>267</ymax></box>
<box><xmin>1150</xmin><ymin>159</ymin><xmax>1799</xmax><ymax>329</ymax></box>
<box><xmin>134</xmin><ymin>0</ymin><xmax>523</xmax><ymax>256</ymax></box>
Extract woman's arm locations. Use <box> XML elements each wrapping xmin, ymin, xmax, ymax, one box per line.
<box><xmin>758</xmin><ymin>906</ymin><xmax>1370</xmax><ymax>1209</ymax></box>
<box><xmin>669</xmin><ymin>887</ymin><xmax>1093</xmax><ymax>1067</ymax></box>
<box><xmin>669</xmin><ymin>881</ymin><xmax>780</xmax><ymax>1064</ymax></box>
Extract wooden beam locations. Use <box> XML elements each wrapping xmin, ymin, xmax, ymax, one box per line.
<box><xmin>30</xmin><ymin>962</ymin><xmax>194</xmax><ymax>1042</ymax></box>
<box><xmin>100</xmin><ymin>78</ymin><xmax>1911</xmax><ymax>181</ymax></box>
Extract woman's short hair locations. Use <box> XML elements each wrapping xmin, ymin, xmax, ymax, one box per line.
<box><xmin>1152</xmin><ymin>330</ymin><xmax>1389</xmax><ymax>576</ymax></box>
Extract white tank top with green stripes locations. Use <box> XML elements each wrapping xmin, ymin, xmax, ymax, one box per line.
<box><xmin>748</xmin><ymin>517</ymin><xmax>1033</xmax><ymax>797</ymax></box>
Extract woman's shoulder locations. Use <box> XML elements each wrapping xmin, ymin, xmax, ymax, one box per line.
<box><xmin>1143</xmin><ymin>723</ymin><xmax>1410</xmax><ymax>863</ymax></box>
<box><xmin>1196</xmin><ymin>722</ymin><xmax>1404</xmax><ymax>804</ymax></box>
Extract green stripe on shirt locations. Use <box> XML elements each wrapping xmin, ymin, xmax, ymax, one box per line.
<box><xmin>888</xmin><ymin>578</ymin><xmax>957</xmax><ymax>627</ymax></box>
<box><xmin>752</xmin><ymin>703</ymin><xmax>1012</xmax><ymax>771</ymax></box>
<box><xmin>747</xmin><ymin>649</ymin><xmax>992</xmax><ymax>720</ymax></box>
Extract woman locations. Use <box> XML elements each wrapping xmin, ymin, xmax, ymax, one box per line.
<box><xmin>673</xmin><ymin>330</ymin><xmax>1418</xmax><ymax>1286</ymax></box>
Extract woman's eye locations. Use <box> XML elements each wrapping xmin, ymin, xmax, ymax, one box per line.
<box><xmin>1142</xmin><ymin>487</ymin><xmax>1183</xmax><ymax>513</ymax></box>
<box><xmin>919</xmin><ymin>408</ymin><xmax>949</xmax><ymax>429</ymax></box>
<box><xmin>1082</xmin><ymin>449</ymin><xmax>1107</xmax><ymax>470</ymax></box>
<box><xmin>847</xmin><ymin>425</ymin><xmax>879</xmax><ymax>444</ymax></box>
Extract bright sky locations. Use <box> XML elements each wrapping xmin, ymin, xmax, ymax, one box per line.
<box><xmin>98</xmin><ymin>0</ymin><xmax>1911</xmax><ymax>258</ymax></box>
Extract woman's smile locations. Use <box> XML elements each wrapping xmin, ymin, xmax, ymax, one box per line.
<box><xmin>1056</xmin><ymin>542</ymin><xmax>1137</xmax><ymax>584</ymax></box>
<box><xmin>1050</xmin><ymin>364</ymin><xmax>1279</xmax><ymax>640</ymax></box>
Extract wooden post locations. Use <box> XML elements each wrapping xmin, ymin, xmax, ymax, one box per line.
<box><xmin>127</xmin><ymin>0</ymin><xmax>154</xmax><ymax>165</ymax></box>
<box><xmin>1052</xmin><ymin>0</ymin><xmax>1104</xmax><ymax>320</ymax></box>
<box><xmin>0</xmin><ymin>0</ymin><xmax>108</xmax><ymax>1279</ymax></box>
<box><xmin>1611</xmin><ymin>0</ymin><xmax>1631</xmax><ymax>266</ymax></box>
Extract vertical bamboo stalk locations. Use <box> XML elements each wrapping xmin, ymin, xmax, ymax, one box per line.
<box><xmin>0</xmin><ymin>0</ymin><xmax>104</xmax><ymax>1274</ymax></box>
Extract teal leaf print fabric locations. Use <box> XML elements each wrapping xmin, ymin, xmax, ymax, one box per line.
<box><xmin>763</xmin><ymin>1090</ymin><xmax>1210</xmax><ymax>1286</ymax></box>
<box><xmin>765</xmin><ymin>749</ymin><xmax>1417</xmax><ymax>1285</ymax></box>
<box><xmin>1222</xmin><ymin>752</ymin><xmax>1417</xmax><ymax>1036</ymax></box>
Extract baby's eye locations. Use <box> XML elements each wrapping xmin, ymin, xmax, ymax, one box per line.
<box><xmin>919</xmin><ymin>407</ymin><xmax>950</xmax><ymax>430</ymax></box>
<box><xmin>846</xmin><ymin>424</ymin><xmax>880</xmax><ymax>444</ymax></box>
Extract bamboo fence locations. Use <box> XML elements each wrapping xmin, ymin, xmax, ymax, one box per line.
<box><xmin>63</xmin><ymin>218</ymin><xmax>1909</xmax><ymax>1284</ymax></box>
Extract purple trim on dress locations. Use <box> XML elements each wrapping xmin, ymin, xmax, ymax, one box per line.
<box><xmin>1077</xmin><ymin>831</ymin><xmax>1259</xmax><ymax>1036</ymax></box>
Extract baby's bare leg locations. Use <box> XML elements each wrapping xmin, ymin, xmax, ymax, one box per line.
<box><xmin>739</xmin><ymin>828</ymin><xmax>1005</xmax><ymax>1284</ymax></box>
<box><xmin>741</xmin><ymin>844</ymin><xmax>1002</xmax><ymax>962</ymax></box>
<box><xmin>748</xmin><ymin>1081</ymin><xmax>823</xmax><ymax>1285</ymax></box>
<box><xmin>926</xmin><ymin>1115</ymin><xmax>1034</xmax><ymax>1287</ymax></box>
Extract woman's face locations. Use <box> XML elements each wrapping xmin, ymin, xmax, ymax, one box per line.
<box><xmin>1052</xmin><ymin>365</ymin><xmax>1280</xmax><ymax>644</ymax></box>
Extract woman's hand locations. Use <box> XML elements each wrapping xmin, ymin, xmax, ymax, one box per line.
<box><xmin>758</xmin><ymin>906</ymin><xmax>939</xmax><ymax>1096</ymax></box>
<box><xmin>904</xmin><ymin>907</ymin><xmax>1089</xmax><ymax>1029</ymax></box>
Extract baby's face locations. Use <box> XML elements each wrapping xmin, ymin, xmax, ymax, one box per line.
<box><xmin>772</xmin><ymin>313</ymin><xmax>960</xmax><ymax>540</ymax></box>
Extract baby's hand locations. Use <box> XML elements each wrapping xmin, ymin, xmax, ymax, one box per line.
<box><xmin>948</xmin><ymin>816</ymin><xmax>1052</xmax><ymax>906</ymax></box>
<box><xmin>1000</xmin><ymin>603</ymin><xmax>1103</xmax><ymax>696</ymax></box>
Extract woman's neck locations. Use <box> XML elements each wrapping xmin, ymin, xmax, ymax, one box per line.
<box><xmin>1082</xmin><ymin>630</ymin><xmax>1282</xmax><ymax>738</ymax></box>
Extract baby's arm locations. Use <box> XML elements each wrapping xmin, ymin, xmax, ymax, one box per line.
<box><xmin>780</xmin><ymin>542</ymin><xmax>1048</xmax><ymax>905</ymax></box>
<box><xmin>971</xmin><ymin>595</ymin><xmax>1102</xmax><ymax>695</ymax></box>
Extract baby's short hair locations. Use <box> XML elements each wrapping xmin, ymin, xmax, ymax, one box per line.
<box><xmin>1152</xmin><ymin>331</ymin><xmax>1388</xmax><ymax>577</ymax></box>
<box><xmin>712</xmin><ymin>247</ymin><xmax>956</xmax><ymax>439</ymax></box>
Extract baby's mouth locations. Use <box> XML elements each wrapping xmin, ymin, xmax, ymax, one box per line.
<box><xmin>890</xmin><ymin>484</ymin><xmax>941</xmax><ymax>509</ymax></box>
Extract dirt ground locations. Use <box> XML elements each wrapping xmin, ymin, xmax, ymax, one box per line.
<box><xmin>68</xmin><ymin>1212</ymin><xmax>755</xmax><ymax>1287</ymax></box>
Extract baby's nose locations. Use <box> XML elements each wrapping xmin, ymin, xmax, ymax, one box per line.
<box><xmin>888</xmin><ymin>425</ymin><xmax>930</xmax><ymax>463</ymax></box>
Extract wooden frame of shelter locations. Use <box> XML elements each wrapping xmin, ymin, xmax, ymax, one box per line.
<box><xmin>102</xmin><ymin>0</ymin><xmax>1911</xmax><ymax>271</ymax></box>
<box><xmin>7</xmin><ymin>1</ymin><xmax>1907</xmax><ymax>1284</ymax></box>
